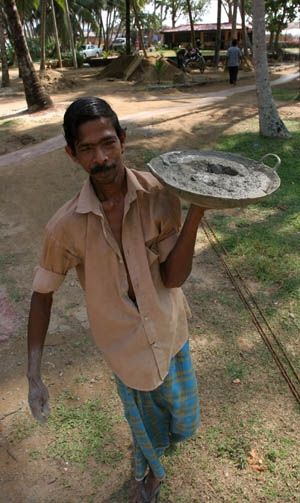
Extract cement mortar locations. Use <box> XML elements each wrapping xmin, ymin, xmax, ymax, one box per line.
<box><xmin>148</xmin><ymin>151</ymin><xmax>281</xmax><ymax>208</ymax></box>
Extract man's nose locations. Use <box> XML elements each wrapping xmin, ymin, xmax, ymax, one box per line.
<box><xmin>93</xmin><ymin>146</ymin><xmax>108</xmax><ymax>165</ymax></box>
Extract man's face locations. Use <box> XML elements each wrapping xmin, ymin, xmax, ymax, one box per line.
<box><xmin>66</xmin><ymin>117</ymin><xmax>125</xmax><ymax>185</ymax></box>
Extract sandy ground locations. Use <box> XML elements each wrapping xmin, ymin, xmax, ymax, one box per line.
<box><xmin>0</xmin><ymin>62</ymin><xmax>299</xmax><ymax>502</ymax></box>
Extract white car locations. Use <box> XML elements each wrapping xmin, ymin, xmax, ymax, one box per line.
<box><xmin>79</xmin><ymin>44</ymin><xmax>101</xmax><ymax>59</ymax></box>
<box><xmin>111</xmin><ymin>37</ymin><xmax>127</xmax><ymax>50</ymax></box>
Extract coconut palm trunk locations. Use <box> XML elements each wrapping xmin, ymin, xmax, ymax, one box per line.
<box><xmin>186</xmin><ymin>0</ymin><xmax>195</xmax><ymax>48</ymax></box>
<box><xmin>125</xmin><ymin>0</ymin><xmax>131</xmax><ymax>55</ymax></box>
<box><xmin>63</xmin><ymin>0</ymin><xmax>77</xmax><ymax>68</ymax></box>
<box><xmin>252</xmin><ymin>0</ymin><xmax>289</xmax><ymax>138</ymax></box>
<box><xmin>40</xmin><ymin>0</ymin><xmax>47</xmax><ymax>70</ymax></box>
<box><xmin>4</xmin><ymin>0</ymin><xmax>53</xmax><ymax>112</ymax></box>
<box><xmin>0</xmin><ymin>7</ymin><xmax>10</xmax><ymax>87</ymax></box>
<box><xmin>132</xmin><ymin>1</ymin><xmax>147</xmax><ymax>57</ymax></box>
<box><xmin>214</xmin><ymin>0</ymin><xmax>222</xmax><ymax>66</ymax></box>
<box><xmin>50</xmin><ymin>0</ymin><xmax>62</xmax><ymax>68</ymax></box>
<box><xmin>231</xmin><ymin>0</ymin><xmax>238</xmax><ymax>40</ymax></box>
<box><xmin>240</xmin><ymin>0</ymin><xmax>249</xmax><ymax>57</ymax></box>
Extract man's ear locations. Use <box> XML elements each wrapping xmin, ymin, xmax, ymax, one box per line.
<box><xmin>65</xmin><ymin>145</ymin><xmax>79</xmax><ymax>164</ymax></box>
<box><xmin>119</xmin><ymin>130</ymin><xmax>126</xmax><ymax>152</ymax></box>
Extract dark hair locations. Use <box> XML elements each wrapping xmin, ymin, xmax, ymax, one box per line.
<box><xmin>232</xmin><ymin>39</ymin><xmax>238</xmax><ymax>46</ymax></box>
<box><xmin>63</xmin><ymin>97</ymin><xmax>125</xmax><ymax>153</ymax></box>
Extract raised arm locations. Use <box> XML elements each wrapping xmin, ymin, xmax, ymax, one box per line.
<box><xmin>27</xmin><ymin>291</ymin><xmax>53</xmax><ymax>422</ymax></box>
<box><xmin>160</xmin><ymin>205</ymin><xmax>205</xmax><ymax>288</ymax></box>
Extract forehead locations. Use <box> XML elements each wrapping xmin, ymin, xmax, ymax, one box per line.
<box><xmin>76</xmin><ymin>117</ymin><xmax>116</xmax><ymax>144</ymax></box>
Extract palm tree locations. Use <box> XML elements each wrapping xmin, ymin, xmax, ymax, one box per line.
<box><xmin>4</xmin><ymin>0</ymin><xmax>53</xmax><ymax>111</ymax></box>
<box><xmin>231</xmin><ymin>0</ymin><xmax>238</xmax><ymax>40</ymax></box>
<box><xmin>40</xmin><ymin>0</ymin><xmax>47</xmax><ymax>70</ymax></box>
<box><xmin>63</xmin><ymin>0</ymin><xmax>77</xmax><ymax>67</ymax></box>
<box><xmin>186</xmin><ymin>0</ymin><xmax>195</xmax><ymax>47</ymax></box>
<box><xmin>125</xmin><ymin>0</ymin><xmax>130</xmax><ymax>55</ymax></box>
<box><xmin>252</xmin><ymin>0</ymin><xmax>289</xmax><ymax>137</ymax></box>
<box><xmin>240</xmin><ymin>0</ymin><xmax>248</xmax><ymax>57</ymax></box>
<box><xmin>50</xmin><ymin>0</ymin><xmax>62</xmax><ymax>67</ymax></box>
<box><xmin>214</xmin><ymin>0</ymin><xmax>222</xmax><ymax>66</ymax></box>
<box><xmin>132</xmin><ymin>0</ymin><xmax>147</xmax><ymax>57</ymax></box>
<box><xmin>0</xmin><ymin>6</ymin><xmax>10</xmax><ymax>87</ymax></box>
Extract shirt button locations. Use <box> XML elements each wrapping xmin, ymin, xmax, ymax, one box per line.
<box><xmin>144</xmin><ymin>316</ymin><xmax>148</xmax><ymax>321</ymax></box>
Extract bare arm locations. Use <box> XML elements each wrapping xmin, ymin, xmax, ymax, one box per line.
<box><xmin>27</xmin><ymin>291</ymin><xmax>53</xmax><ymax>422</ymax></box>
<box><xmin>160</xmin><ymin>205</ymin><xmax>205</xmax><ymax>288</ymax></box>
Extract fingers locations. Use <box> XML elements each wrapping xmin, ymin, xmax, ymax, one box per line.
<box><xmin>28</xmin><ymin>382</ymin><xmax>50</xmax><ymax>423</ymax></box>
<box><xmin>41</xmin><ymin>400</ymin><xmax>50</xmax><ymax>421</ymax></box>
<box><xmin>29</xmin><ymin>395</ymin><xmax>50</xmax><ymax>423</ymax></box>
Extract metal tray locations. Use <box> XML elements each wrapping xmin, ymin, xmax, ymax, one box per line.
<box><xmin>147</xmin><ymin>150</ymin><xmax>281</xmax><ymax>209</ymax></box>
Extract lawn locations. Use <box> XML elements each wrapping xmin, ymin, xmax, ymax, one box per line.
<box><xmin>212</xmin><ymin>120</ymin><xmax>300</xmax><ymax>312</ymax></box>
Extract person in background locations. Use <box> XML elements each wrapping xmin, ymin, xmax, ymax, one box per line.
<box><xmin>227</xmin><ymin>39</ymin><xmax>242</xmax><ymax>85</ymax></box>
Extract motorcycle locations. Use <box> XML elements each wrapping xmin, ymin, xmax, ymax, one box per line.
<box><xmin>182</xmin><ymin>48</ymin><xmax>206</xmax><ymax>74</ymax></box>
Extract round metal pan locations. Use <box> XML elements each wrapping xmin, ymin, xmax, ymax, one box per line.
<box><xmin>147</xmin><ymin>150</ymin><xmax>281</xmax><ymax>209</ymax></box>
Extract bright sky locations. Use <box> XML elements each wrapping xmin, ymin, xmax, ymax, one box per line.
<box><xmin>154</xmin><ymin>0</ymin><xmax>241</xmax><ymax>25</ymax></box>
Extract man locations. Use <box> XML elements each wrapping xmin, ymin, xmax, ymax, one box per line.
<box><xmin>27</xmin><ymin>97</ymin><xmax>206</xmax><ymax>502</ymax></box>
<box><xmin>227</xmin><ymin>39</ymin><xmax>242</xmax><ymax>85</ymax></box>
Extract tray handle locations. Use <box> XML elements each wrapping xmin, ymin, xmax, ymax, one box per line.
<box><xmin>260</xmin><ymin>153</ymin><xmax>281</xmax><ymax>170</ymax></box>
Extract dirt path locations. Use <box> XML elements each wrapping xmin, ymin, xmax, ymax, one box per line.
<box><xmin>0</xmin><ymin>70</ymin><xmax>298</xmax><ymax>168</ymax></box>
<box><xmin>0</xmin><ymin>64</ymin><xmax>299</xmax><ymax>502</ymax></box>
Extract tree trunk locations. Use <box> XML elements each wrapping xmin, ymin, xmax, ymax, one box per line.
<box><xmin>50</xmin><ymin>0</ymin><xmax>62</xmax><ymax>67</ymax></box>
<box><xmin>125</xmin><ymin>0</ymin><xmax>131</xmax><ymax>55</ymax></box>
<box><xmin>268</xmin><ymin>31</ymin><xmax>274</xmax><ymax>52</ymax></box>
<box><xmin>240</xmin><ymin>0</ymin><xmax>248</xmax><ymax>56</ymax></box>
<box><xmin>186</xmin><ymin>0</ymin><xmax>195</xmax><ymax>48</ymax></box>
<box><xmin>63</xmin><ymin>0</ymin><xmax>77</xmax><ymax>68</ymax></box>
<box><xmin>132</xmin><ymin>1</ymin><xmax>147</xmax><ymax>57</ymax></box>
<box><xmin>4</xmin><ymin>0</ymin><xmax>53</xmax><ymax>112</ymax></box>
<box><xmin>222</xmin><ymin>0</ymin><xmax>232</xmax><ymax>21</ymax></box>
<box><xmin>252</xmin><ymin>0</ymin><xmax>289</xmax><ymax>138</ymax></box>
<box><xmin>40</xmin><ymin>0</ymin><xmax>47</xmax><ymax>70</ymax></box>
<box><xmin>214</xmin><ymin>0</ymin><xmax>222</xmax><ymax>65</ymax></box>
<box><xmin>274</xmin><ymin>29</ymin><xmax>281</xmax><ymax>55</ymax></box>
<box><xmin>231</xmin><ymin>0</ymin><xmax>238</xmax><ymax>40</ymax></box>
<box><xmin>0</xmin><ymin>7</ymin><xmax>10</xmax><ymax>87</ymax></box>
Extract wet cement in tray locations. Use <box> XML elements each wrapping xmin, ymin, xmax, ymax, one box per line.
<box><xmin>156</xmin><ymin>152</ymin><xmax>271</xmax><ymax>199</ymax></box>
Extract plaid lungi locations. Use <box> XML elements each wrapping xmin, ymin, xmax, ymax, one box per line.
<box><xmin>115</xmin><ymin>340</ymin><xmax>200</xmax><ymax>480</ymax></box>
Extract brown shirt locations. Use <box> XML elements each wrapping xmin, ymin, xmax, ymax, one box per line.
<box><xmin>33</xmin><ymin>168</ymin><xmax>190</xmax><ymax>390</ymax></box>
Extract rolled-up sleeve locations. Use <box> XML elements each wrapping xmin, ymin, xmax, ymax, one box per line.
<box><xmin>32</xmin><ymin>232</ymin><xmax>81</xmax><ymax>293</ymax></box>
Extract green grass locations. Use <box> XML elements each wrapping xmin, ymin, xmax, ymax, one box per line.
<box><xmin>0</xmin><ymin>119</ymin><xmax>16</xmax><ymax>127</ymax></box>
<box><xmin>143</xmin><ymin>148</ymin><xmax>162</xmax><ymax>164</ymax></box>
<box><xmin>272</xmin><ymin>87</ymin><xmax>300</xmax><ymax>102</ymax></box>
<box><xmin>46</xmin><ymin>399</ymin><xmax>124</xmax><ymax>466</ymax></box>
<box><xmin>225</xmin><ymin>361</ymin><xmax>247</xmax><ymax>380</ymax></box>
<box><xmin>0</xmin><ymin>253</ymin><xmax>25</xmax><ymax>302</ymax></box>
<box><xmin>210</xmin><ymin>120</ymin><xmax>300</xmax><ymax>311</ymax></box>
<box><xmin>217</xmin><ymin>436</ymin><xmax>250</xmax><ymax>469</ymax></box>
<box><xmin>11</xmin><ymin>413</ymin><xmax>38</xmax><ymax>441</ymax></box>
<box><xmin>201</xmin><ymin>426</ymin><xmax>252</xmax><ymax>469</ymax></box>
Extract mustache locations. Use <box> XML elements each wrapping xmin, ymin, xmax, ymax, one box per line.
<box><xmin>90</xmin><ymin>162</ymin><xmax>116</xmax><ymax>175</ymax></box>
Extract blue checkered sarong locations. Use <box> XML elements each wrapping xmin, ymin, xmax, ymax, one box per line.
<box><xmin>115</xmin><ymin>340</ymin><xmax>200</xmax><ymax>480</ymax></box>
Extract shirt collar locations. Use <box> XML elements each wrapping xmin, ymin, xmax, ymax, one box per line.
<box><xmin>75</xmin><ymin>167</ymin><xmax>149</xmax><ymax>216</ymax></box>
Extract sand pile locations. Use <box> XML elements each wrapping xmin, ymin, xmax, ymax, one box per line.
<box><xmin>241</xmin><ymin>56</ymin><xmax>254</xmax><ymax>72</ymax></box>
<box><xmin>39</xmin><ymin>69</ymin><xmax>78</xmax><ymax>92</ymax></box>
<box><xmin>97</xmin><ymin>54</ymin><xmax>188</xmax><ymax>84</ymax></box>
